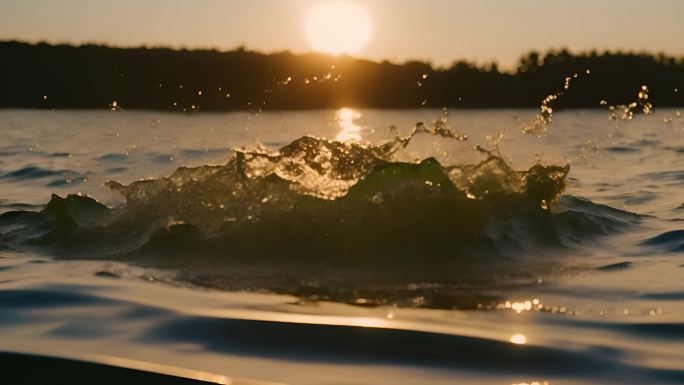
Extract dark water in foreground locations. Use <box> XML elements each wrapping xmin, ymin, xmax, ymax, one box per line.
<box><xmin>0</xmin><ymin>109</ymin><xmax>683</xmax><ymax>384</ymax></box>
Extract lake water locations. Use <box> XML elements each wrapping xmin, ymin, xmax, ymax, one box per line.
<box><xmin>0</xmin><ymin>108</ymin><xmax>683</xmax><ymax>384</ymax></box>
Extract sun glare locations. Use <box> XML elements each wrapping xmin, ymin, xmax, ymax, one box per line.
<box><xmin>306</xmin><ymin>1</ymin><xmax>373</xmax><ymax>55</ymax></box>
<box><xmin>335</xmin><ymin>107</ymin><xmax>362</xmax><ymax>142</ymax></box>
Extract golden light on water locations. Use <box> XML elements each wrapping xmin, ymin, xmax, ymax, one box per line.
<box><xmin>337</xmin><ymin>107</ymin><xmax>360</xmax><ymax>121</ymax></box>
<box><xmin>510</xmin><ymin>333</ymin><xmax>527</xmax><ymax>345</ymax></box>
<box><xmin>306</xmin><ymin>1</ymin><xmax>373</xmax><ymax>55</ymax></box>
<box><xmin>497</xmin><ymin>298</ymin><xmax>543</xmax><ymax>313</ymax></box>
<box><xmin>335</xmin><ymin>107</ymin><xmax>363</xmax><ymax>142</ymax></box>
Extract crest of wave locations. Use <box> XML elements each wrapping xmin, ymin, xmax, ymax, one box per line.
<box><xmin>103</xmin><ymin>121</ymin><xmax>569</xmax><ymax>235</ymax></box>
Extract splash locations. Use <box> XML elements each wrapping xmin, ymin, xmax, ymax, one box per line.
<box><xmin>106</xmin><ymin>117</ymin><xmax>501</xmax><ymax>211</ymax></box>
<box><xmin>2</xmin><ymin>120</ymin><xmax>575</xmax><ymax>257</ymax></box>
<box><xmin>604</xmin><ymin>85</ymin><xmax>654</xmax><ymax>121</ymax></box>
<box><xmin>0</xmin><ymin>113</ymin><xmax>647</xmax><ymax>308</ymax></box>
<box><xmin>573</xmin><ymin>85</ymin><xmax>658</xmax><ymax>161</ymax></box>
<box><xmin>522</xmin><ymin>71</ymin><xmax>589</xmax><ymax>135</ymax></box>
<box><xmin>521</xmin><ymin>93</ymin><xmax>559</xmax><ymax>135</ymax></box>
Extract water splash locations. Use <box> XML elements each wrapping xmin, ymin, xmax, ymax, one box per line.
<box><xmin>522</xmin><ymin>71</ymin><xmax>589</xmax><ymax>135</ymax></box>
<box><xmin>3</xmin><ymin>116</ymin><xmax>653</xmax><ymax>308</ymax></box>
<box><xmin>605</xmin><ymin>85</ymin><xmax>654</xmax><ymax>121</ymax></box>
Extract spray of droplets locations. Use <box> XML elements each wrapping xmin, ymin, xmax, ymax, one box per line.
<box><xmin>603</xmin><ymin>85</ymin><xmax>654</xmax><ymax>121</ymax></box>
<box><xmin>522</xmin><ymin>71</ymin><xmax>590</xmax><ymax>135</ymax></box>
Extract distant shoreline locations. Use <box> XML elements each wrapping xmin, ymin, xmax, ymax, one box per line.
<box><xmin>1</xmin><ymin>41</ymin><xmax>683</xmax><ymax>111</ymax></box>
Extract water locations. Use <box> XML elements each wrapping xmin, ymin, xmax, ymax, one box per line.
<box><xmin>1</xmin><ymin>108</ymin><xmax>683</xmax><ymax>384</ymax></box>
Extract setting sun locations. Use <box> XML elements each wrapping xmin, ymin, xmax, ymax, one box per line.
<box><xmin>306</xmin><ymin>1</ymin><xmax>372</xmax><ymax>55</ymax></box>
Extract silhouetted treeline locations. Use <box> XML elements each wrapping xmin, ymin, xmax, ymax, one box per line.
<box><xmin>1</xmin><ymin>41</ymin><xmax>683</xmax><ymax>111</ymax></box>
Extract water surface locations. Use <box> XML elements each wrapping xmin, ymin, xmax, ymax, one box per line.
<box><xmin>1</xmin><ymin>108</ymin><xmax>683</xmax><ymax>384</ymax></box>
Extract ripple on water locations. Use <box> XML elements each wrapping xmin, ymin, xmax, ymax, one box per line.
<box><xmin>640</xmin><ymin>230</ymin><xmax>684</xmax><ymax>252</ymax></box>
<box><xmin>1</xmin><ymin>166</ymin><xmax>73</xmax><ymax>180</ymax></box>
<box><xmin>607</xmin><ymin>191</ymin><xmax>659</xmax><ymax>205</ymax></box>
<box><xmin>641</xmin><ymin>170</ymin><xmax>684</xmax><ymax>184</ymax></box>
<box><xmin>105</xmin><ymin>167</ymin><xmax>128</xmax><ymax>174</ymax></box>
<box><xmin>180</xmin><ymin>148</ymin><xmax>230</xmax><ymax>159</ymax></box>
<box><xmin>96</xmin><ymin>153</ymin><xmax>129</xmax><ymax>162</ymax></box>
<box><xmin>665</xmin><ymin>146</ymin><xmax>684</xmax><ymax>154</ymax></box>
<box><xmin>0</xmin><ymin>166</ymin><xmax>86</xmax><ymax>187</ymax></box>
<box><xmin>605</xmin><ymin>146</ymin><xmax>640</xmax><ymax>153</ymax></box>
<box><xmin>597</xmin><ymin>261</ymin><xmax>634</xmax><ymax>272</ymax></box>
<box><xmin>147</xmin><ymin>153</ymin><xmax>175</xmax><ymax>164</ymax></box>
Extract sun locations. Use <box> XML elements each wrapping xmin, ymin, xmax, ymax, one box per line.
<box><xmin>306</xmin><ymin>1</ymin><xmax>373</xmax><ymax>55</ymax></box>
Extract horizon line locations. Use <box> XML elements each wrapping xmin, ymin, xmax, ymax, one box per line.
<box><xmin>4</xmin><ymin>38</ymin><xmax>684</xmax><ymax>72</ymax></box>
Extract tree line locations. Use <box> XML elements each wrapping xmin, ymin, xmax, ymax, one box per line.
<box><xmin>1</xmin><ymin>41</ymin><xmax>682</xmax><ymax>111</ymax></box>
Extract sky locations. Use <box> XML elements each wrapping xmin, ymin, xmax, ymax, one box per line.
<box><xmin>1</xmin><ymin>0</ymin><xmax>684</xmax><ymax>68</ymax></box>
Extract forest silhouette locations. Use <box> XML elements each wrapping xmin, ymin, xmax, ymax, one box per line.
<box><xmin>1</xmin><ymin>41</ymin><xmax>683</xmax><ymax>111</ymax></box>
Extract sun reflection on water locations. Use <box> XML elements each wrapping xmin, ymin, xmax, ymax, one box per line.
<box><xmin>501</xmin><ymin>298</ymin><xmax>543</xmax><ymax>313</ymax></box>
<box><xmin>335</xmin><ymin>107</ymin><xmax>363</xmax><ymax>142</ymax></box>
<box><xmin>510</xmin><ymin>333</ymin><xmax>527</xmax><ymax>344</ymax></box>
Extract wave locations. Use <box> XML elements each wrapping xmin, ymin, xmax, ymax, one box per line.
<box><xmin>0</xmin><ymin>128</ymin><xmax>642</xmax><ymax>307</ymax></box>
<box><xmin>641</xmin><ymin>230</ymin><xmax>684</xmax><ymax>253</ymax></box>
<box><xmin>0</xmin><ymin>165</ymin><xmax>86</xmax><ymax>188</ymax></box>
